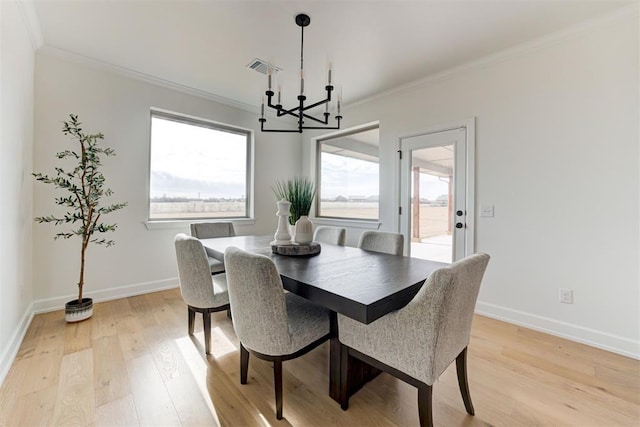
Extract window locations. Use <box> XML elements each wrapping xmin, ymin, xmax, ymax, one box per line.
<box><xmin>148</xmin><ymin>111</ymin><xmax>252</xmax><ymax>220</ymax></box>
<box><xmin>316</xmin><ymin>125</ymin><xmax>379</xmax><ymax>220</ymax></box>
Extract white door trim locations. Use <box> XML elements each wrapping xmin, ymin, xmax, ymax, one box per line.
<box><xmin>397</xmin><ymin>117</ymin><xmax>476</xmax><ymax>259</ymax></box>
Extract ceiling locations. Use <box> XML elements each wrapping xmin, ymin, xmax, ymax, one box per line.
<box><xmin>32</xmin><ymin>1</ymin><xmax>631</xmax><ymax>112</ymax></box>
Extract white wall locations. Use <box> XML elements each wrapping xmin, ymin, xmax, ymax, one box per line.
<box><xmin>0</xmin><ymin>0</ymin><xmax>36</xmax><ymax>381</ymax></box>
<box><xmin>304</xmin><ymin>8</ymin><xmax>639</xmax><ymax>357</ymax></box>
<box><xmin>32</xmin><ymin>52</ymin><xmax>302</xmax><ymax>308</ymax></box>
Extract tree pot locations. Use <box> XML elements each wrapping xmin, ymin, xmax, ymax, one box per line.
<box><xmin>65</xmin><ymin>297</ymin><xmax>93</xmax><ymax>322</ymax></box>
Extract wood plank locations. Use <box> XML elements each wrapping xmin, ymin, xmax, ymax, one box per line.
<box><xmin>32</xmin><ymin>311</ymin><xmax>66</xmax><ymax>358</ymax></box>
<box><xmin>94</xmin><ymin>394</ymin><xmax>139</xmax><ymax>427</ymax></box>
<box><xmin>110</xmin><ymin>295</ymin><xmax>135</xmax><ymax>318</ymax></box>
<box><xmin>51</xmin><ymin>348</ymin><xmax>95</xmax><ymax>426</ymax></box>
<box><xmin>165</xmin><ymin>369</ymin><xmax>220</xmax><ymax>426</ymax></box>
<box><xmin>64</xmin><ymin>316</ymin><xmax>93</xmax><ymax>354</ymax></box>
<box><xmin>19</xmin><ymin>351</ymin><xmax>63</xmax><ymax>396</ymax></box>
<box><xmin>126</xmin><ymin>354</ymin><xmax>182</xmax><ymax>426</ymax></box>
<box><xmin>174</xmin><ymin>332</ymin><xmax>265</xmax><ymax>426</ymax></box>
<box><xmin>116</xmin><ymin>313</ymin><xmax>149</xmax><ymax>361</ymax></box>
<box><xmin>93</xmin><ymin>334</ymin><xmax>131</xmax><ymax>407</ymax></box>
<box><xmin>163</xmin><ymin>288</ymin><xmax>188</xmax><ymax>322</ymax></box>
<box><xmin>207</xmin><ymin>351</ymin><xmax>283</xmax><ymax>426</ymax></box>
<box><xmin>91</xmin><ymin>300</ymin><xmax>118</xmax><ymax>340</ymax></box>
<box><xmin>14</xmin><ymin>311</ymin><xmax>46</xmax><ymax>361</ymax></box>
<box><xmin>127</xmin><ymin>293</ymin><xmax>159</xmax><ymax>329</ymax></box>
<box><xmin>146</xmin><ymin>291</ymin><xmax>183</xmax><ymax>330</ymax></box>
<box><xmin>6</xmin><ymin>386</ymin><xmax>58</xmax><ymax>426</ymax></box>
<box><xmin>0</xmin><ymin>358</ymin><xmax>29</xmax><ymax>426</ymax></box>
<box><xmin>149</xmin><ymin>333</ymin><xmax>190</xmax><ymax>383</ymax></box>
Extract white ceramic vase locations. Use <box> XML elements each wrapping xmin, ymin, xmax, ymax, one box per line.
<box><xmin>294</xmin><ymin>215</ymin><xmax>313</xmax><ymax>245</ymax></box>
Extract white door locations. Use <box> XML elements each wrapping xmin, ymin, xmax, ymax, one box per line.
<box><xmin>399</xmin><ymin>121</ymin><xmax>475</xmax><ymax>262</ymax></box>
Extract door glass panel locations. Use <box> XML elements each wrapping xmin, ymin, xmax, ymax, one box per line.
<box><xmin>400</xmin><ymin>125</ymin><xmax>471</xmax><ymax>263</ymax></box>
<box><xmin>410</xmin><ymin>145</ymin><xmax>454</xmax><ymax>263</ymax></box>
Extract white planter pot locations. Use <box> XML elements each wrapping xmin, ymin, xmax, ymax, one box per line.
<box><xmin>65</xmin><ymin>297</ymin><xmax>93</xmax><ymax>322</ymax></box>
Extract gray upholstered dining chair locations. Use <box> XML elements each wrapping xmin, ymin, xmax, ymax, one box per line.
<box><xmin>358</xmin><ymin>230</ymin><xmax>404</xmax><ymax>256</ymax></box>
<box><xmin>190</xmin><ymin>222</ymin><xmax>236</xmax><ymax>274</ymax></box>
<box><xmin>224</xmin><ymin>246</ymin><xmax>331</xmax><ymax>420</ymax></box>
<box><xmin>313</xmin><ymin>225</ymin><xmax>346</xmax><ymax>246</ymax></box>
<box><xmin>174</xmin><ymin>233</ymin><xmax>230</xmax><ymax>355</ymax></box>
<box><xmin>337</xmin><ymin>253</ymin><xmax>490</xmax><ymax>427</ymax></box>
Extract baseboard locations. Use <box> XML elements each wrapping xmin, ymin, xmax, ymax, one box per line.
<box><xmin>0</xmin><ymin>303</ymin><xmax>34</xmax><ymax>386</ymax></box>
<box><xmin>476</xmin><ymin>301</ymin><xmax>640</xmax><ymax>360</ymax></box>
<box><xmin>32</xmin><ymin>278</ymin><xmax>179</xmax><ymax>314</ymax></box>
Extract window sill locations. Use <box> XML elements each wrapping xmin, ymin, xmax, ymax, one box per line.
<box><xmin>310</xmin><ymin>217</ymin><xmax>381</xmax><ymax>230</ymax></box>
<box><xmin>144</xmin><ymin>218</ymin><xmax>256</xmax><ymax>230</ymax></box>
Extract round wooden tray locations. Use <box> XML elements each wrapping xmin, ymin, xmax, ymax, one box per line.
<box><xmin>270</xmin><ymin>241</ymin><xmax>321</xmax><ymax>256</ymax></box>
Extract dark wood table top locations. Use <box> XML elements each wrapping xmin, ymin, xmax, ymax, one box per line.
<box><xmin>201</xmin><ymin>235</ymin><xmax>447</xmax><ymax>324</ymax></box>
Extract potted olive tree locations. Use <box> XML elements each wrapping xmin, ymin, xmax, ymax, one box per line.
<box><xmin>33</xmin><ymin>114</ymin><xmax>127</xmax><ymax>322</ymax></box>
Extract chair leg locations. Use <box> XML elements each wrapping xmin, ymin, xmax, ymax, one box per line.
<box><xmin>274</xmin><ymin>359</ymin><xmax>283</xmax><ymax>420</ymax></box>
<box><xmin>240</xmin><ymin>344</ymin><xmax>249</xmax><ymax>385</ymax></box>
<box><xmin>203</xmin><ymin>312</ymin><xmax>212</xmax><ymax>355</ymax></box>
<box><xmin>417</xmin><ymin>384</ymin><xmax>433</xmax><ymax>427</ymax></box>
<box><xmin>339</xmin><ymin>344</ymin><xmax>350</xmax><ymax>410</ymax></box>
<box><xmin>456</xmin><ymin>347</ymin><xmax>475</xmax><ymax>415</ymax></box>
<box><xmin>187</xmin><ymin>307</ymin><xmax>195</xmax><ymax>335</ymax></box>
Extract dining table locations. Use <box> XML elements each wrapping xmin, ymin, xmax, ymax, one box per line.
<box><xmin>200</xmin><ymin>234</ymin><xmax>447</xmax><ymax>404</ymax></box>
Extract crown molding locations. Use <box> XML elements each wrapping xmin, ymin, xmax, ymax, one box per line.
<box><xmin>348</xmin><ymin>3</ymin><xmax>639</xmax><ymax>110</ymax></box>
<box><xmin>15</xmin><ymin>0</ymin><xmax>43</xmax><ymax>49</ymax></box>
<box><xmin>37</xmin><ymin>45</ymin><xmax>258</xmax><ymax>114</ymax></box>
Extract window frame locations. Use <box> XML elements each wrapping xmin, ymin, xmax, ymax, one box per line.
<box><xmin>146</xmin><ymin>109</ymin><xmax>254</xmax><ymax>225</ymax></box>
<box><xmin>314</xmin><ymin>122</ymin><xmax>380</xmax><ymax>223</ymax></box>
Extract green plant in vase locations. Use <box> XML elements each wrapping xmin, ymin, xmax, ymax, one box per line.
<box><xmin>272</xmin><ymin>177</ymin><xmax>316</xmax><ymax>225</ymax></box>
<box><xmin>33</xmin><ymin>114</ymin><xmax>127</xmax><ymax>322</ymax></box>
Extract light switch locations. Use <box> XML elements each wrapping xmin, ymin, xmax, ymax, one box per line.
<box><xmin>480</xmin><ymin>205</ymin><xmax>494</xmax><ymax>217</ymax></box>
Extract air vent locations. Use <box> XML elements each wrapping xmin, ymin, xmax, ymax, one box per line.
<box><xmin>246</xmin><ymin>58</ymin><xmax>281</xmax><ymax>75</ymax></box>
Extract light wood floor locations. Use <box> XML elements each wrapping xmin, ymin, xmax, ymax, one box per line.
<box><xmin>1</xmin><ymin>288</ymin><xmax>638</xmax><ymax>426</ymax></box>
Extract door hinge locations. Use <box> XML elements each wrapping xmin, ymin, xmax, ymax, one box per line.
<box><xmin>398</xmin><ymin>206</ymin><xmax>402</xmax><ymax>215</ymax></box>
<box><xmin>397</xmin><ymin>150</ymin><xmax>402</xmax><ymax>160</ymax></box>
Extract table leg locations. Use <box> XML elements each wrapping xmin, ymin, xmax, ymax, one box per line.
<box><xmin>329</xmin><ymin>312</ymin><xmax>342</xmax><ymax>402</ymax></box>
<box><xmin>328</xmin><ymin>312</ymin><xmax>382</xmax><ymax>405</ymax></box>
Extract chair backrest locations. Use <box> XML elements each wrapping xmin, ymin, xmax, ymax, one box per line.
<box><xmin>224</xmin><ymin>246</ymin><xmax>292</xmax><ymax>355</ymax></box>
<box><xmin>313</xmin><ymin>226</ymin><xmax>346</xmax><ymax>246</ymax></box>
<box><xmin>190</xmin><ymin>222</ymin><xmax>236</xmax><ymax>239</ymax></box>
<box><xmin>174</xmin><ymin>233</ymin><xmax>221</xmax><ymax>308</ymax></box>
<box><xmin>422</xmin><ymin>253</ymin><xmax>490</xmax><ymax>380</ymax></box>
<box><xmin>358</xmin><ymin>231</ymin><xmax>404</xmax><ymax>256</ymax></box>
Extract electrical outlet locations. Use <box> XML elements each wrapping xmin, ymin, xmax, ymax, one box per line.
<box><xmin>559</xmin><ymin>288</ymin><xmax>573</xmax><ymax>304</ymax></box>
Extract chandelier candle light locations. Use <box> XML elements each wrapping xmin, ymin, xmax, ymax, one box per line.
<box><xmin>259</xmin><ymin>13</ymin><xmax>342</xmax><ymax>133</ymax></box>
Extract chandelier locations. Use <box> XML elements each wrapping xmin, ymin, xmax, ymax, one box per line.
<box><xmin>259</xmin><ymin>13</ymin><xmax>342</xmax><ymax>133</ymax></box>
